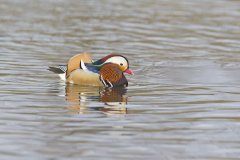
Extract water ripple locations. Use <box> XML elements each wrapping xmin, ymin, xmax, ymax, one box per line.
<box><xmin>1</xmin><ymin>0</ymin><xmax>240</xmax><ymax>159</ymax></box>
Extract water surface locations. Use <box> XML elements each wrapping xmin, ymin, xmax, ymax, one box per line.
<box><xmin>1</xmin><ymin>0</ymin><xmax>240</xmax><ymax>159</ymax></box>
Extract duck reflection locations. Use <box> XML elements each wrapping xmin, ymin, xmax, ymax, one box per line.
<box><xmin>65</xmin><ymin>84</ymin><xmax>128</xmax><ymax>114</ymax></box>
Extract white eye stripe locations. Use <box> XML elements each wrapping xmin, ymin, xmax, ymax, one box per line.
<box><xmin>105</xmin><ymin>57</ymin><xmax>128</xmax><ymax>67</ymax></box>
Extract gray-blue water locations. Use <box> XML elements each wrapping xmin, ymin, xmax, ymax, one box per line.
<box><xmin>1</xmin><ymin>0</ymin><xmax>240</xmax><ymax>159</ymax></box>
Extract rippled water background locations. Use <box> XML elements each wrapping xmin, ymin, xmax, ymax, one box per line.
<box><xmin>1</xmin><ymin>0</ymin><xmax>240</xmax><ymax>159</ymax></box>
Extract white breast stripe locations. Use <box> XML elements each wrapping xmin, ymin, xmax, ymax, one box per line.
<box><xmin>106</xmin><ymin>79</ymin><xmax>113</xmax><ymax>88</ymax></box>
<box><xmin>100</xmin><ymin>75</ymin><xmax>107</xmax><ymax>86</ymax></box>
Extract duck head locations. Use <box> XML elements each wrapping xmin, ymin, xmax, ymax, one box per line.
<box><xmin>93</xmin><ymin>54</ymin><xmax>134</xmax><ymax>75</ymax></box>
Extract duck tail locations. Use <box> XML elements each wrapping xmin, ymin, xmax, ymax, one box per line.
<box><xmin>48</xmin><ymin>65</ymin><xmax>67</xmax><ymax>74</ymax></box>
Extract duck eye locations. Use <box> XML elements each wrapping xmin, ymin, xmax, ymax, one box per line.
<box><xmin>120</xmin><ymin>63</ymin><xmax>123</xmax><ymax>66</ymax></box>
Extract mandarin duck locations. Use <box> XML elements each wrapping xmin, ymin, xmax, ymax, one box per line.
<box><xmin>49</xmin><ymin>53</ymin><xmax>133</xmax><ymax>87</ymax></box>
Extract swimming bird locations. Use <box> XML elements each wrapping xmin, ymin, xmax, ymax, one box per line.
<box><xmin>48</xmin><ymin>53</ymin><xmax>133</xmax><ymax>87</ymax></box>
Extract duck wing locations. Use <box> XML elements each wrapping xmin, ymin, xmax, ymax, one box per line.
<box><xmin>66</xmin><ymin>53</ymin><xmax>92</xmax><ymax>77</ymax></box>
